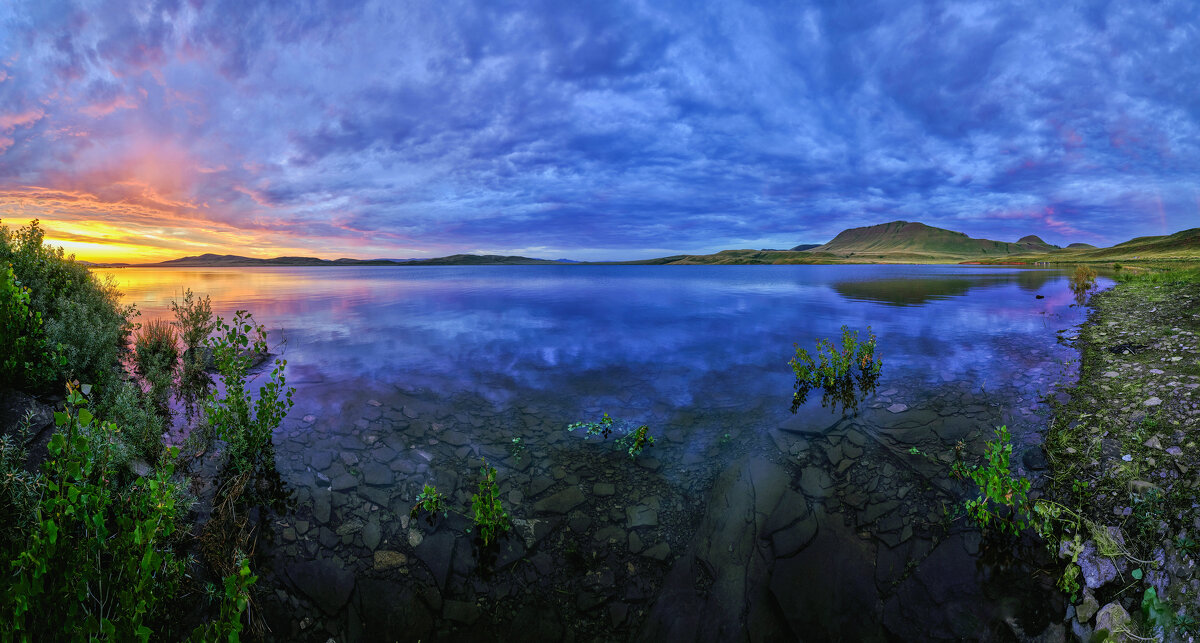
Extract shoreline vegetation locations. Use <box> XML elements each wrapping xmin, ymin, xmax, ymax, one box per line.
<box><xmin>2</xmin><ymin>219</ymin><xmax>293</xmax><ymax>639</ymax></box>
<box><xmin>4</xmin><ymin>213</ymin><xmax>1199</xmax><ymax>641</ymax></box>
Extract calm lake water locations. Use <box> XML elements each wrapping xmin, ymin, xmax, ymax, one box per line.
<box><xmin>97</xmin><ymin>264</ymin><xmax>1106</xmax><ymax>640</ymax></box>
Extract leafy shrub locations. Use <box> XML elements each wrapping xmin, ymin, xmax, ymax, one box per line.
<box><xmin>172</xmin><ymin>289</ymin><xmax>217</xmax><ymax>411</ymax></box>
<box><xmin>204</xmin><ymin>310</ymin><xmax>294</xmax><ymax>475</ymax></box>
<box><xmin>470</xmin><ymin>459</ymin><xmax>510</xmax><ymax>546</ymax></box>
<box><xmin>959</xmin><ymin>425</ymin><xmax>1032</xmax><ymax>536</ymax></box>
<box><xmin>187</xmin><ymin>552</ymin><xmax>257</xmax><ymax>643</ymax></box>
<box><xmin>1</xmin><ymin>262</ymin><xmax>64</xmax><ymax>388</ymax></box>
<box><xmin>1</xmin><ymin>219</ymin><xmax>133</xmax><ymax>391</ymax></box>
<box><xmin>0</xmin><ymin>427</ymin><xmax>41</xmax><ymax>559</ymax></box>
<box><xmin>94</xmin><ymin>379</ymin><xmax>165</xmax><ymax>463</ymax></box>
<box><xmin>1069</xmin><ymin>264</ymin><xmax>1098</xmax><ymax>305</ymax></box>
<box><xmin>134</xmin><ymin>319</ymin><xmax>179</xmax><ymax>416</ymax></box>
<box><xmin>790</xmin><ymin>325</ymin><xmax>882</xmax><ymax>414</ymax></box>
<box><xmin>5</xmin><ymin>385</ymin><xmax>188</xmax><ymax>640</ymax></box>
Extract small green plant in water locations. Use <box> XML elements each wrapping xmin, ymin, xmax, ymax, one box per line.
<box><xmin>960</xmin><ymin>426</ymin><xmax>1033</xmax><ymax>536</ymax></box>
<box><xmin>410</xmin><ymin>483</ymin><xmax>447</xmax><ymax>522</ymax></box>
<box><xmin>790</xmin><ymin>325</ymin><xmax>882</xmax><ymax>415</ymax></box>
<box><xmin>1069</xmin><ymin>264</ymin><xmax>1098</xmax><ymax>305</ymax></box>
<box><xmin>470</xmin><ymin>459</ymin><xmax>510</xmax><ymax>546</ymax></box>
<box><xmin>566</xmin><ymin>412</ymin><xmax>655</xmax><ymax>459</ymax></box>
<box><xmin>510</xmin><ymin>436</ymin><xmax>525</xmax><ymax>461</ymax></box>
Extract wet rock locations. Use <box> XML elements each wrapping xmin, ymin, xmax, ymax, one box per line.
<box><xmin>643</xmin><ymin>542</ymin><xmax>670</xmax><ymax>560</ymax></box>
<box><xmin>357</xmin><ymin>579</ymin><xmax>432</xmax><ymax>640</ymax></box>
<box><xmin>361</xmin><ymin>462</ymin><xmax>392</xmax><ymax>487</ymax></box>
<box><xmin>629</xmin><ymin>531</ymin><xmax>644</xmax><ymax>553</ymax></box>
<box><xmin>415</xmin><ymin>531</ymin><xmax>455</xmax><ymax>590</ymax></box>
<box><xmin>799</xmin><ymin>467</ymin><xmax>832</xmax><ymax>496</ymax></box>
<box><xmin>626</xmin><ymin>505</ymin><xmax>659</xmax><ymax>528</ymax></box>
<box><xmin>443</xmin><ymin>600</ymin><xmax>480</xmax><ymax>624</ymax></box>
<box><xmin>330</xmin><ymin>473</ymin><xmax>357</xmax><ymax>492</ymax></box>
<box><xmin>312</xmin><ymin>488</ymin><xmax>332</xmax><ymax>525</ymax></box>
<box><xmin>1077</xmin><ymin>541</ymin><xmax>1119</xmax><ymax>589</ymax></box>
<box><xmin>528</xmin><ymin>476</ymin><xmax>554</xmax><ymax>496</ymax></box>
<box><xmin>373</xmin><ymin>550</ymin><xmax>407</xmax><ymax>571</ymax></box>
<box><xmin>887</xmin><ymin>403</ymin><xmax>908</xmax><ymax>413</ymax></box>
<box><xmin>440</xmin><ymin>430</ymin><xmax>470</xmax><ymax>447</ymax></box>
<box><xmin>1094</xmin><ymin>603</ymin><xmax>1131</xmax><ymax>641</ymax></box>
<box><xmin>593</xmin><ymin>482</ymin><xmax>615</xmax><ymax>497</ymax></box>
<box><xmin>310</xmin><ymin>451</ymin><xmax>333</xmax><ymax>470</ymax></box>
<box><xmin>362</xmin><ymin>518</ymin><xmax>381</xmax><ymax>551</ymax></box>
<box><xmin>1076</xmin><ymin>589</ymin><xmax>1099</xmax><ymax>623</ymax></box>
<box><xmin>1129</xmin><ymin>480</ymin><xmax>1160</xmax><ymax>497</ymax></box>
<box><xmin>286</xmin><ymin>559</ymin><xmax>355</xmax><ymax>615</ymax></box>
<box><xmin>534</xmin><ymin>487</ymin><xmax>585</xmax><ymax>514</ymax></box>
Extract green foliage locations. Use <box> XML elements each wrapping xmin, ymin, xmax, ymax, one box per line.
<box><xmin>134</xmin><ymin>319</ymin><xmax>179</xmax><ymax>416</ymax></box>
<box><xmin>959</xmin><ymin>426</ymin><xmax>1033</xmax><ymax>536</ymax></box>
<box><xmin>93</xmin><ymin>379</ymin><xmax>165</xmax><ymax>464</ymax></box>
<box><xmin>567</xmin><ymin>412</ymin><xmax>656</xmax><ymax>459</ymax></box>
<box><xmin>509</xmin><ymin>436</ymin><xmax>525</xmax><ymax>461</ymax></box>
<box><xmin>614</xmin><ymin>424</ymin><xmax>656</xmax><ymax>459</ymax></box>
<box><xmin>1129</xmin><ymin>488</ymin><xmax>1166</xmax><ymax>545</ymax></box>
<box><xmin>410</xmin><ymin>483</ymin><xmax>447</xmax><ymax>522</ymax></box>
<box><xmin>4</xmin><ymin>385</ymin><xmax>188</xmax><ymax>640</ymax></box>
<box><xmin>470</xmin><ymin>459</ymin><xmax>510</xmax><ymax>546</ymax></box>
<box><xmin>0</xmin><ymin>219</ymin><xmax>134</xmax><ymax>391</ymax></box>
<box><xmin>567</xmin><ymin>412</ymin><xmax>615</xmax><ymax>439</ymax></box>
<box><xmin>172</xmin><ymin>289</ymin><xmax>217</xmax><ymax>410</ymax></box>
<box><xmin>204</xmin><ymin>310</ymin><xmax>294</xmax><ymax>475</ymax></box>
<box><xmin>0</xmin><ymin>424</ymin><xmax>41</xmax><ymax>559</ymax></box>
<box><xmin>188</xmin><ymin>553</ymin><xmax>257</xmax><ymax>643</ymax></box>
<box><xmin>790</xmin><ymin>325</ymin><xmax>882</xmax><ymax>414</ymax></box>
<box><xmin>1141</xmin><ymin>587</ymin><xmax>1172</xmax><ymax>632</ymax></box>
<box><xmin>0</xmin><ymin>262</ymin><xmax>65</xmax><ymax>388</ymax></box>
<box><xmin>1070</xmin><ymin>264</ymin><xmax>1099</xmax><ymax>305</ymax></box>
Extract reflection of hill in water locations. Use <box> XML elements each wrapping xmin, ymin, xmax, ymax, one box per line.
<box><xmin>833</xmin><ymin>271</ymin><xmax>1059</xmax><ymax>306</ymax></box>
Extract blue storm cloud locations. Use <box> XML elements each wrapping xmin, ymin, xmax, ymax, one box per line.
<box><xmin>1</xmin><ymin>0</ymin><xmax>1198</xmax><ymax>259</ymax></box>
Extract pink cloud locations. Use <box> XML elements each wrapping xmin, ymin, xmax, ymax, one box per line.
<box><xmin>0</xmin><ymin>107</ymin><xmax>45</xmax><ymax>130</ymax></box>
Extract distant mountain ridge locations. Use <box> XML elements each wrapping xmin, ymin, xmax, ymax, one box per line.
<box><xmin>140</xmin><ymin>253</ymin><xmax>565</xmax><ymax>267</ymax></box>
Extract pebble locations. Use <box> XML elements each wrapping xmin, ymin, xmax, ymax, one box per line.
<box><xmin>1144</xmin><ymin>397</ymin><xmax>1162</xmax><ymax>406</ymax></box>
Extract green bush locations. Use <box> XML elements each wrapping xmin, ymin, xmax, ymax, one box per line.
<box><xmin>0</xmin><ymin>427</ymin><xmax>41</xmax><ymax>560</ymax></box>
<box><xmin>0</xmin><ymin>262</ymin><xmax>64</xmax><ymax>389</ymax></box>
<box><xmin>204</xmin><ymin>310</ymin><xmax>294</xmax><ymax>475</ymax></box>
<box><xmin>134</xmin><ymin>319</ymin><xmax>179</xmax><ymax>416</ymax></box>
<box><xmin>0</xmin><ymin>219</ymin><xmax>133</xmax><ymax>391</ymax></box>
<box><xmin>789</xmin><ymin>325</ymin><xmax>882</xmax><ymax>413</ymax></box>
<box><xmin>94</xmin><ymin>379</ymin><xmax>165</xmax><ymax>464</ymax></box>
<box><xmin>171</xmin><ymin>289</ymin><xmax>217</xmax><ymax>411</ymax></box>
<box><xmin>5</xmin><ymin>385</ymin><xmax>188</xmax><ymax>640</ymax></box>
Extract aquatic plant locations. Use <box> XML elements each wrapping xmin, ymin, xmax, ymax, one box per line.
<box><xmin>789</xmin><ymin>325</ymin><xmax>882</xmax><ymax>414</ymax></box>
<box><xmin>1069</xmin><ymin>264</ymin><xmax>1098</xmax><ymax>305</ymax></box>
<box><xmin>566</xmin><ymin>412</ymin><xmax>655</xmax><ymax>458</ymax></box>
<box><xmin>171</xmin><ymin>289</ymin><xmax>217</xmax><ymax>413</ymax></box>
<box><xmin>134</xmin><ymin>319</ymin><xmax>179</xmax><ymax>417</ymax></box>
<box><xmin>509</xmin><ymin>436</ymin><xmax>525</xmax><ymax>461</ymax></box>
<box><xmin>410</xmin><ymin>463</ymin><xmax>511</xmax><ymax>547</ymax></box>
<box><xmin>470</xmin><ymin>459</ymin><xmax>511</xmax><ymax>546</ymax></box>
<box><xmin>958</xmin><ymin>426</ymin><xmax>1032</xmax><ymax>536</ymax></box>
<box><xmin>410</xmin><ymin>483</ymin><xmax>448</xmax><ymax>522</ymax></box>
<box><xmin>203</xmin><ymin>310</ymin><xmax>294</xmax><ymax>476</ymax></box>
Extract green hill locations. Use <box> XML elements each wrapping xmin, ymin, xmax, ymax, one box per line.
<box><xmin>803</xmin><ymin>221</ymin><xmax>1055</xmax><ymax>261</ymax></box>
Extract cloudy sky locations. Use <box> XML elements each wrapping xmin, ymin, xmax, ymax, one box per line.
<box><xmin>1</xmin><ymin>1</ymin><xmax>1198</xmax><ymax>262</ymax></box>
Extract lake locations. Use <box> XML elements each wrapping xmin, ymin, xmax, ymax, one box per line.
<box><xmin>97</xmin><ymin>264</ymin><xmax>1103</xmax><ymax>640</ymax></box>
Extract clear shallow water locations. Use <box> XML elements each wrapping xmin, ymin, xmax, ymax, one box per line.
<box><xmin>97</xmin><ymin>264</ymin><xmax>1105</xmax><ymax>639</ymax></box>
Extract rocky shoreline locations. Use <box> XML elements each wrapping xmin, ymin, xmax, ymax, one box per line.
<box><xmin>1044</xmin><ymin>274</ymin><xmax>1200</xmax><ymax>642</ymax></box>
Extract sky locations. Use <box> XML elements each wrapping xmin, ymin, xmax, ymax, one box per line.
<box><xmin>1</xmin><ymin>1</ymin><xmax>1199</xmax><ymax>263</ymax></box>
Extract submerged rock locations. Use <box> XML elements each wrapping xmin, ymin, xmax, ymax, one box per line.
<box><xmin>286</xmin><ymin>559</ymin><xmax>355</xmax><ymax>615</ymax></box>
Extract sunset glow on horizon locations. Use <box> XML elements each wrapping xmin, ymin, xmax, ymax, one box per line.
<box><xmin>2</xmin><ymin>1</ymin><xmax>1199</xmax><ymax>262</ymax></box>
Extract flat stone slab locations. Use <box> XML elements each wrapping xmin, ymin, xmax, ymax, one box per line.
<box><xmin>626</xmin><ymin>505</ymin><xmax>659</xmax><ymax>528</ymax></box>
<box><xmin>533</xmin><ymin>487</ymin><xmax>586</xmax><ymax>514</ymax></box>
<box><xmin>362</xmin><ymin>462</ymin><xmax>393</xmax><ymax>487</ymax></box>
<box><xmin>887</xmin><ymin>403</ymin><xmax>908</xmax><ymax>413</ymax></box>
<box><xmin>286</xmin><ymin>559</ymin><xmax>355</xmax><ymax>615</ymax></box>
<box><xmin>373</xmin><ymin>550</ymin><xmax>407</xmax><ymax>571</ymax></box>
